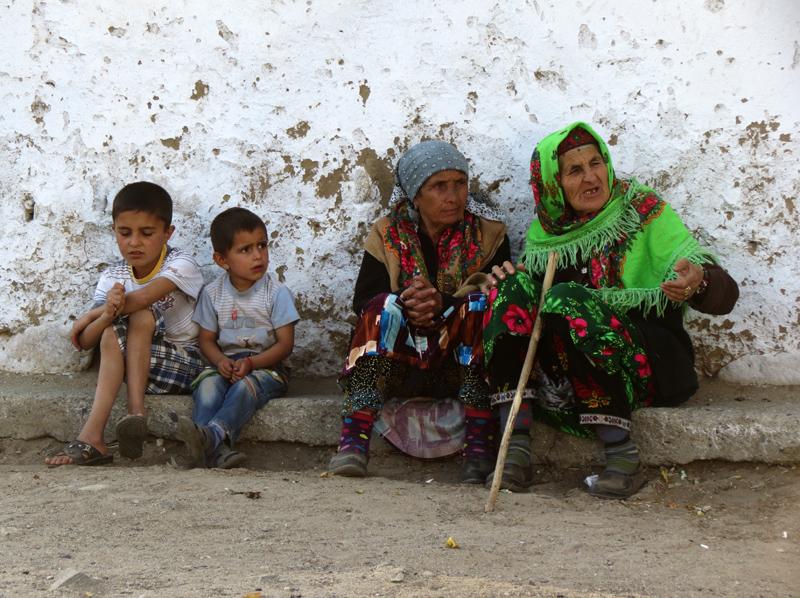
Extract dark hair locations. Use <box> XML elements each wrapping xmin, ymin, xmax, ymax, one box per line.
<box><xmin>112</xmin><ymin>181</ymin><xmax>173</xmax><ymax>226</ymax></box>
<box><xmin>210</xmin><ymin>207</ymin><xmax>268</xmax><ymax>254</ymax></box>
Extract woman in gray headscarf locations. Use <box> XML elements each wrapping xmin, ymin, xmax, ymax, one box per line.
<box><xmin>329</xmin><ymin>140</ymin><xmax>511</xmax><ymax>481</ymax></box>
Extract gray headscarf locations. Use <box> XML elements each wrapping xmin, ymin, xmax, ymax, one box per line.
<box><xmin>389</xmin><ymin>140</ymin><xmax>502</xmax><ymax>222</ymax></box>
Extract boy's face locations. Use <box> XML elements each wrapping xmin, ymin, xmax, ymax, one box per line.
<box><xmin>214</xmin><ymin>227</ymin><xmax>269</xmax><ymax>291</ymax></box>
<box><xmin>112</xmin><ymin>210</ymin><xmax>174</xmax><ymax>279</ymax></box>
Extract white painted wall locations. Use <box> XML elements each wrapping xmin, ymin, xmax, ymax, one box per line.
<box><xmin>1</xmin><ymin>0</ymin><xmax>798</xmax><ymax>383</ymax></box>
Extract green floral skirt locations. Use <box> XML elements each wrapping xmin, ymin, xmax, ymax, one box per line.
<box><xmin>483</xmin><ymin>274</ymin><xmax>656</xmax><ymax>439</ymax></box>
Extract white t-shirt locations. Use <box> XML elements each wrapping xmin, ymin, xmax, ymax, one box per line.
<box><xmin>93</xmin><ymin>246</ymin><xmax>204</xmax><ymax>347</ymax></box>
<box><xmin>192</xmin><ymin>272</ymin><xmax>299</xmax><ymax>368</ymax></box>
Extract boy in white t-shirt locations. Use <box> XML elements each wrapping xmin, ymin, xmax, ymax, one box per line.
<box><xmin>46</xmin><ymin>182</ymin><xmax>207</xmax><ymax>466</ymax></box>
<box><xmin>177</xmin><ymin>207</ymin><xmax>299</xmax><ymax>468</ymax></box>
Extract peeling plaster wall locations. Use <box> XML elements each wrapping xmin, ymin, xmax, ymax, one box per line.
<box><xmin>1</xmin><ymin>0</ymin><xmax>798</xmax><ymax>382</ymax></box>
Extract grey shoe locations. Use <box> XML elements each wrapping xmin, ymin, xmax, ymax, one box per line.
<box><xmin>177</xmin><ymin>416</ymin><xmax>216</xmax><ymax>465</ymax></box>
<box><xmin>328</xmin><ymin>451</ymin><xmax>368</xmax><ymax>477</ymax></box>
<box><xmin>207</xmin><ymin>443</ymin><xmax>247</xmax><ymax>469</ymax></box>
<box><xmin>484</xmin><ymin>462</ymin><xmax>533</xmax><ymax>492</ymax></box>
<box><xmin>587</xmin><ymin>468</ymin><xmax>647</xmax><ymax>499</ymax></box>
<box><xmin>459</xmin><ymin>458</ymin><xmax>495</xmax><ymax>484</ymax></box>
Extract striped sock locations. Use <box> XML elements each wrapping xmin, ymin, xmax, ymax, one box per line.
<box><xmin>604</xmin><ymin>438</ymin><xmax>640</xmax><ymax>474</ymax></box>
<box><xmin>506</xmin><ymin>432</ymin><xmax>532</xmax><ymax>468</ymax></box>
<box><xmin>462</xmin><ymin>408</ymin><xmax>495</xmax><ymax>460</ymax></box>
<box><xmin>337</xmin><ymin>408</ymin><xmax>377</xmax><ymax>454</ymax></box>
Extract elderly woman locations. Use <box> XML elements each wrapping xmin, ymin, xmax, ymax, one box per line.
<box><xmin>484</xmin><ymin>122</ymin><xmax>738</xmax><ymax>498</ymax></box>
<box><xmin>329</xmin><ymin>140</ymin><xmax>511</xmax><ymax>480</ymax></box>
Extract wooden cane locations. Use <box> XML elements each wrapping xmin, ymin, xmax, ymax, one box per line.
<box><xmin>485</xmin><ymin>250</ymin><xmax>559</xmax><ymax>513</ymax></box>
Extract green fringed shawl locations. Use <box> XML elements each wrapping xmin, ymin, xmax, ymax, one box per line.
<box><xmin>523</xmin><ymin>121</ymin><xmax>716</xmax><ymax>316</ymax></box>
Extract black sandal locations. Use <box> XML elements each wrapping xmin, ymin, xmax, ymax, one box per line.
<box><xmin>115</xmin><ymin>415</ymin><xmax>148</xmax><ymax>459</ymax></box>
<box><xmin>47</xmin><ymin>440</ymin><xmax>113</xmax><ymax>468</ymax></box>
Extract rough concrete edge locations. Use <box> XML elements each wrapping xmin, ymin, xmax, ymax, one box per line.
<box><xmin>1</xmin><ymin>389</ymin><xmax>798</xmax><ymax>466</ymax></box>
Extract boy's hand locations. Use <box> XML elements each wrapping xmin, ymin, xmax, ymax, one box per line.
<box><xmin>217</xmin><ymin>357</ymin><xmax>236</xmax><ymax>380</ymax></box>
<box><xmin>231</xmin><ymin>357</ymin><xmax>253</xmax><ymax>382</ymax></box>
<box><xmin>105</xmin><ymin>283</ymin><xmax>126</xmax><ymax>319</ymax></box>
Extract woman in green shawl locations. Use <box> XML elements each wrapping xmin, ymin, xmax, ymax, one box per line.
<box><xmin>483</xmin><ymin>123</ymin><xmax>738</xmax><ymax>498</ymax></box>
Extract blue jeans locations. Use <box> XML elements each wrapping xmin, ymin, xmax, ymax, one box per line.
<box><xmin>192</xmin><ymin>359</ymin><xmax>289</xmax><ymax>445</ymax></box>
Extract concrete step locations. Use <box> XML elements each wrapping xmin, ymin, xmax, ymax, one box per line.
<box><xmin>0</xmin><ymin>373</ymin><xmax>797</xmax><ymax>467</ymax></box>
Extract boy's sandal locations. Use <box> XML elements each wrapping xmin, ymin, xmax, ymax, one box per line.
<box><xmin>206</xmin><ymin>444</ymin><xmax>246</xmax><ymax>470</ymax></box>
<box><xmin>115</xmin><ymin>414</ymin><xmax>148</xmax><ymax>460</ymax></box>
<box><xmin>47</xmin><ymin>440</ymin><xmax>113</xmax><ymax>468</ymax></box>
<box><xmin>177</xmin><ymin>416</ymin><xmax>216</xmax><ymax>464</ymax></box>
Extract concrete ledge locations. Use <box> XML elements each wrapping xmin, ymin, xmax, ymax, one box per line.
<box><xmin>1</xmin><ymin>373</ymin><xmax>798</xmax><ymax>466</ymax></box>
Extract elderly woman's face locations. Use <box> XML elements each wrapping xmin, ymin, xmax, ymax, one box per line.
<box><xmin>558</xmin><ymin>145</ymin><xmax>610</xmax><ymax>217</ymax></box>
<box><xmin>415</xmin><ymin>169</ymin><xmax>468</xmax><ymax>237</ymax></box>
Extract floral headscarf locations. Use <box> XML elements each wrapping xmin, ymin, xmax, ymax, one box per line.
<box><xmin>524</xmin><ymin>122</ymin><xmax>716</xmax><ymax>315</ymax></box>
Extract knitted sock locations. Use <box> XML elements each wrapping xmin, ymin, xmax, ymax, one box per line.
<box><xmin>506</xmin><ymin>433</ymin><xmax>532</xmax><ymax>468</ymax></box>
<box><xmin>604</xmin><ymin>437</ymin><xmax>640</xmax><ymax>474</ymax></box>
<box><xmin>337</xmin><ymin>408</ymin><xmax>377</xmax><ymax>454</ymax></box>
<box><xmin>462</xmin><ymin>408</ymin><xmax>495</xmax><ymax>460</ymax></box>
<box><xmin>497</xmin><ymin>400</ymin><xmax>533</xmax><ymax>433</ymax></box>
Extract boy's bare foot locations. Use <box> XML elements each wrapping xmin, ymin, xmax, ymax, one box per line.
<box><xmin>45</xmin><ymin>438</ymin><xmax>111</xmax><ymax>467</ymax></box>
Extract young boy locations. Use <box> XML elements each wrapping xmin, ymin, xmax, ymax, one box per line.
<box><xmin>177</xmin><ymin>207</ymin><xmax>299</xmax><ymax>468</ymax></box>
<box><xmin>46</xmin><ymin>182</ymin><xmax>207</xmax><ymax>466</ymax></box>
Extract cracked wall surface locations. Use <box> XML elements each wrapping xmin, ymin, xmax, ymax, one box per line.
<box><xmin>1</xmin><ymin>0</ymin><xmax>798</xmax><ymax>382</ymax></box>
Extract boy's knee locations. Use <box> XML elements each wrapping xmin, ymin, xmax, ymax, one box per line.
<box><xmin>100</xmin><ymin>326</ymin><xmax>120</xmax><ymax>351</ymax></box>
<box><xmin>128</xmin><ymin>308</ymin><xmax>156</xmax><ymax>331</ymax></box>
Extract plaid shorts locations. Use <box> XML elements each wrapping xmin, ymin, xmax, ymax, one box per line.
<box><xmin>112</xmin><ymin>309</ymin><xmax>206</xmax><ymax>395</ymax></box>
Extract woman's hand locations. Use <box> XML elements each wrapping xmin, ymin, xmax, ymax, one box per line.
<box><xmin>400</xmin><ymin>276</ymin><xmax>442</xmax><ymax>328</ymax></box>
<box><xmin>481</xmin><ymin>261</ymin><xmax>525</xmax><ymax>294</ymax></box>
<box><xmin>660</xmin><ymin>258</ymin><xmax>705</xmax><ymax>303</ymax></box>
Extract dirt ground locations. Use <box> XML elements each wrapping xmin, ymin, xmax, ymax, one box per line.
<box><xmin>0</xmin><ymin>437</ymin><xmax>797</xmax><ymax>598</ymax></box>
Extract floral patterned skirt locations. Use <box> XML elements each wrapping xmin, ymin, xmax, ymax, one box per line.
<box><xmin>339</xmin><ymin>293</ymin><xmax>491</xmax><ymax>416</ymax></box>
<box><xmin>483</xmin><ymin>275</ymin><xmax>656</xmax><ymax>439</ymax></box>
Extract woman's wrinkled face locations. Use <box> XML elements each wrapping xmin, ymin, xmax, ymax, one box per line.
<box><xmin>415</xmin><ymin>169</ymin><xmax>468</xmax><ymax>236</ymax></box>
<box><xmin>558</xmin><ymin>144</ymin><xmax>611</xmax><ymax>218</ymax></box>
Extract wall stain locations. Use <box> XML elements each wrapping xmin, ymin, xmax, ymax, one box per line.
<box><xmin>359</xmin><ymin>82</ymin><xmax>370</xmax><ymax>106</ymax></box>
<box><xmin>534</xmin><ymin>70</ymin><xmax>567</xmax><ymax>91</ymax></box>
<box><xmin>738</xmin><ymin>120</ymin><xmax>779</xmax><ymax>148</ymax></box>
<box><xmin>31</xmin><ymin>97</ymin><xmax>50</xmax><ymax>124</ymax></box>
<box><xmin>300</xmin><ymin>159</ymin><xmax>319</xmax><ymax>183</ymax></box>
<box><xmin>190</xmin><ymin>80</ymin><xmax>209</xmax><ymax>100</ymax></box>
<box><xmin>317</xmin><ymin>160</ymin><xmax>350</xmax><ymax>201</ymax></box>
<box><xmin>355</xmin><ymin>148</ymin><xmax>393</xmax><ymax>202</ymax></box>
<box><xmin>160</xmin><ymin>136</ymin><xmax>181</xmax><ymax>150</ymax></box>
<box><xmin>287</xmin><ymin>121</ymin><xmax>310</xmax><ymax>138</ymax></box>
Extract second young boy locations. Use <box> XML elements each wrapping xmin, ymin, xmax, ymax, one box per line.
<box><xmin>178</xmin><ymin>207</ymin><xmax>299</xmax><ymax>468</ymax></box>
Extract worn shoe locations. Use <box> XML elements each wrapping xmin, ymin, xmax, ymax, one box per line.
<box><xmin>206</xmin><ymin>443</ymin><xmax>247</xmax><ymax>469</ymax></box>
<box><xmin>587</xmin><ymin>467</ymin><xmax>647</xmax><ymax>500</ymax></box>
<box><xmin>484</xmin><ymin>462</ymin><xmax>533</xmax><ymax>492</ymax></box>
<box><xmin>177</xmin><ymin>416</ymin><xmax>217</xmax><ymax>465</ymax></box>
<box><xmin>459</xmin><ymin>458</ymin><xmax>495</xmax><ymax>484</ymax></box>
<box><xmin>115</xmin><ymin>414</ymin><xmax>148</xmax><ymax>459</ymax></box>
<box><xmin>328</xmin><ymin>451</ymin><xmax>368</xmax><ymax>477</ymax></box>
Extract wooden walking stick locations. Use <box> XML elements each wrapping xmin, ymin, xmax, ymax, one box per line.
<box><xmin>485</xmin><ymin>250</ymin><xmax>559</xmax><ymax>513</ymax></box>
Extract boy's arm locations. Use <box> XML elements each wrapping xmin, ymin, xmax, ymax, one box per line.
<box><xmin>231</xmin><ymin>323</ymin><xmax>295</xmax><ymax>382</ymax></box>
<box><xmin>120</xmin><ymin>277</ymin><xmax>178</xmax><ymax>314</ymax></box>
<box><xmin>197</xmin><ymin>327</ymin><xmax>235</xmax><ymax>379</ymax></box>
